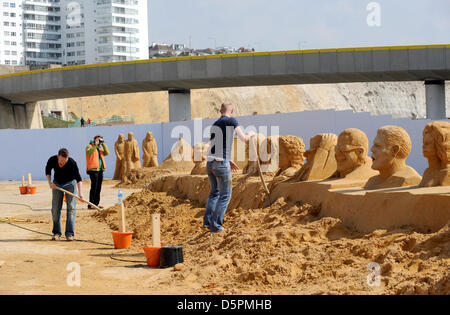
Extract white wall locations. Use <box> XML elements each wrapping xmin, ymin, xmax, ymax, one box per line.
<box><xmin>0</xmin><ymin>109</ymin><xmax>438</xmax><ymax>181</ymax></box>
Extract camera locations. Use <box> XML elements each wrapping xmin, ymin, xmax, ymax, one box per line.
<box><xmin>99</xmin><ymin>139</ymin><xmax>104</xmax><ymax>144</ymax></box>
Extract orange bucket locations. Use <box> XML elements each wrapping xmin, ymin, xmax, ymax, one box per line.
<box><xmin>27</xmin><ymin>186</ymin><xmax>37</xmax><ymax>194</ymax></box>
<box><xmin>143</xmin><ymin>246</ymin><xmax>162</xmax><ymax>267</ymax></box>
<box><xmin>19</xmin><ymin>186</ymin><xmax>28</xmax><ymax>194</ymax></box>
<box><xmin>112</xmin><ymin>231</ymin><xmax>133</xmax><ymax>249</ymax></box>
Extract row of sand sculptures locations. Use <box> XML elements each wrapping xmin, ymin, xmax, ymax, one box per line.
<box><xmin>254</xmin><ymin>121</ymin><xmax>450</xmax><ymax>190</ymax></box>
<box><xmin>113</xmin><ymin>121</ymin><xmax>450</xmax><ymax>190</ymax></box>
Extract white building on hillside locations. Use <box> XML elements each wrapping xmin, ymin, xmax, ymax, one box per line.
<box><xmin>0</xmin><ymin>0</ymin><xmax>148</xmax><ymax>66</ymax></box>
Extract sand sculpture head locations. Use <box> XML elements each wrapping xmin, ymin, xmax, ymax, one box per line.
<box><xmin>419</xmin><ymin>121</ymin><xmax>450</xmax><ymax>187</ymax></box>
<box><xmin>193</xmin><ymin>142</ymin><xmax>209</xmax><ymax>162</ymax></box>
<box><xmin>146</xmin><ymin>132</ymin><xmax>154</xmax><ymax>141</ymax></box>
<box><xmin>294</xmin><ymin>133</ymin><xmax>338</xmax><ymax>181</ymax></box>
<box><xmin>306</xmin><ymin>133</ymin><xmax>337</xmax><ymax>160</ymax></box>
<box><xmin>191</xmin><ymin>142</ymin><xmax>210</xmax><ymax>175</ymax></box>
<box><xmin>370</xmin><ymin>125</ymin><xmax>411</xmax><ymax>174</ymax></box>
<box><xmin>128</xmin><ymin>132</ymin><xmax>134</xmax><ymax>141</ymax></box>
<box><xmin>364</xmin><ymin>125</ymin><xmax>421</xmax><ymax>189</ymax></box>
<box><xmin>422</xmin><ymin>121</ymin><xmax>450</xmax><ymax>165</ymax></box>
<box><xmin>265</xmin><ymin>135</ymin><xmax>305</xmax><ymax>173</ymax></box>
<box><xmin>335</xmin><ymin>128</ymin><xmax>371</xmax><ymax>177</ymax></box>
<box><xmin>117</xmin><ymin>133</ymin><xmax>125</xmax><ymax>142</ymax></box>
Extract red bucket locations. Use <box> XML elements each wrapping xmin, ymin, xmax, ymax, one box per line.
<box><xmin>142</xmin><ymin>246</ymin><xmax>162</xmax><ymax>267</ymax></box>
<box><xmin>27</xmin><ymin>186</ymin><xmax>37</xmax><ymax>194</ymax></box>
<box><xmin>112</xmin><ymin>231</ymin><xmax>133</xmax><ymax>249</ymax></box>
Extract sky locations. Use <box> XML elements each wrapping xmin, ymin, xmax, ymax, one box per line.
<box><xmin>147</xmin><ymin>0</ymin><xmax>450</xmax><ymax>51</ymax></box>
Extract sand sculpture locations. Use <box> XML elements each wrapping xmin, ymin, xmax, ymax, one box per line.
<box><xmin>242</xmin><ymin>133</ymin><xmax>266</xmax><ymax>176</ymax></box>
<box><xmin>142</xmin><ymin>132</ymin><xmax>159</xmax><ymax>168</ymax></box>
<box><xmin>264</xmin><ymin>135</ymin><xmax>306</xmax><ymax>190</ymax></box>
<box><xmin>419</xmin><ymin>121</ymin><xmax>450</xmax><ymax>187</ymax></box>
<box><xmin>191</xmin><ymin>142</ymin><xmax>210</xmax><ymax>175</ymax></box>
<box><xmin>293</xmin><ymin>133</ymin><xmax>338</xmax><ymax>181</ymax></box>
<box><xmin>159</xmin><ymin>137</ymin><xmax>195</xmax><ymax>172</ymax></box>
<box><xmin>330</xmin><ymin>128</ymin><xmax>378</xmax><ymax>180</ymax></box>
<box><xmin>113</xmin><ymin>133</ymin><xmax>125</xmax><ymax>180</ymax></box>
<box><xmin>364</xmin><ymin>125</ymin><xmax>421</xmax><ymax>190</ymax></box>
<box><xmin>122</xmin><ymin>132</ymin><xmax>141</xmax><ymax>182</ymax></box>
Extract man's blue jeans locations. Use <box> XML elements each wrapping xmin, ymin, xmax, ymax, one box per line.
<box><xmin>204</xmin><ymin>160</ymin><xmax>232</xmax><ymax>232</ymax></box>
<box><xmin>52</xmin><ymin>180</ymin><xmax>77</xmax><ymax>237</ymax></box>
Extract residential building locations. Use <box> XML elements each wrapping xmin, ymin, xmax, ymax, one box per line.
<box><xmin>0</xmin><ymin>0</ymin><xmax>148</xmax><ymax>66</ymax></box>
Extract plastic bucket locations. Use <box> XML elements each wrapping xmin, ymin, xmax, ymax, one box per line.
<box><xmin>159</xmin><ymin>246</ymin><xmax>184</xmax><ymax>268</ymax></box>
<box><xmin>27</xmin><ymin>186</ymin><xmax>37</xmax><ymax>194</ymax></box>
<box><xmin>19</xmin><ymin>186</ymin><xmax>28</xmax><ymax>195</ymax></box>
<box><xmin>142</xmin><ymin>246</ymin><xmax>162</xmax><ymax>267</ymax></box>
<box><xmin>111</xmin><ymin>231</ymin><xmax>133</xmax><ymax>249</ymax></box>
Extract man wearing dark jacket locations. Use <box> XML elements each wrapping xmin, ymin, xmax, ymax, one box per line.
<box><xmin>46</xmin><ymin>148</ymin><xmax>83</xmax><ymax>241</ymax></box>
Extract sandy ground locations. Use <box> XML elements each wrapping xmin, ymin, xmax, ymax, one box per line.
<box><xmin>0</xmin><ymin>178</ymin><xmax>448</xmax><ymax>295</ymax></box>
<box><xmin>0</xmin><ymin>180</ymin><xmax>182</xmax><ymax>295</ymax></box>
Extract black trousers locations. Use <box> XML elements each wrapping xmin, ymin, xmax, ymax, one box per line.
<box><xmin>87</xmin><ymin>170</ymin><xmax>103</xmax><ymax>206</ymax></box>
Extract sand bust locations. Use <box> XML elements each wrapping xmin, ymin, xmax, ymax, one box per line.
<box><xmin>419</xmin><ymin>121</ymin><xmax>450</xmax><ymax>187</ymax></box>
<box><xmin>268</xmin><ymin>135</ymin><xmax>306</xmax><ymax>178</ymax></box>
<box><xmin>332</xmin><ymin>128</ymin><xmax>378</xmax><ymax>180</ymax></box>
<box><xmin>294</xmin><ymin>133</ymin><xmax>338</xmax><ymax>181</ymax></box>
<box><xmin>191</xmin><ymin>142</ymin><xmax>210</xmax><ymax>175</ymax></box>
<box><xmin>365</xmin><ymin>125</ymin><xmax>421</xmax><ymax>189</ymax></box>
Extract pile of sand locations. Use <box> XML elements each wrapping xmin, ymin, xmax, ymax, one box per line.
<box><xmin>116</xmin><ymin>167</ymin><xmax>175</xmax><ymax>189</ymax></box>
<box><xmin>94</xmin><ymin>188</ymin><xmax>449</xmax><ymax>295</ymax></box>
<box><xmin>118</xmin><ymin>138</ymin><xmax>198</xmax><ymax>188</ymax></box>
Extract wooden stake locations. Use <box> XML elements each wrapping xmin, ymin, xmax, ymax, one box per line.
<box><xmin>22</xmin><ymin>176</ymin><xmax>25</xmax><ymax>187</ymax></box>
<box><xmin>119</xmin><ymin>203</ymin><xmax>127</xmax><ymax>233</ymax></box>
<box><xmin>152</xmin><ymin>213</ymin><xmax>161</xmax><ymax>247</ymax></box>
<box><xmin>27</xmin><ymin>173</ymin><xmax>32</xmax><ymax>186</ymax></box>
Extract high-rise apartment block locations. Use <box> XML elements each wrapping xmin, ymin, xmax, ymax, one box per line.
<box><xmin>0</xmin><ymin>0</ymin><xmax>148</xmax><ymax>66</ymax></box>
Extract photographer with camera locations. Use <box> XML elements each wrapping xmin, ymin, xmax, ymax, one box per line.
<box><xmin>85</xmin><ymin>134</ymin><xmax>109</xmax><ymax>209</ymax></box>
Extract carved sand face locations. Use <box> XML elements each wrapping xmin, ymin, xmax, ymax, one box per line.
<box><xmin>440</xmin><ymin>139</ymin><xmax>450</xmax><ymax>164</ymax></box>
<box><xmin>146</xmin><ymin>132</ymin><xmax>153</xmax><ymax>140</ymax></box>
<box><xmin>422</xmin><ymin>131</ymin><xmax>436</xmax><ymax>159</ymax></box>
<box><xmin>118</xmin><ymin>134</ymin><xmax>124</xmax><ymax>142</ymax></box>
<box><xmin>335</xmin><ymin>138</ymin><xmax>362</xmax><ymax>174</ymax></box>
<box><xmin>370</xmin><ymin>133</ymin><xmax>395</xmax><ymax>171</ymax></box>
<box><xmin>128</xmin><ymin>132</ymin><xmax>134</xmax><ymax>140</ymax></box>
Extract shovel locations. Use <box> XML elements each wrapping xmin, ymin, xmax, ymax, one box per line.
<box><xmin>53</xmin><ymin>186</ymin><xmax>102</xmax><ymax>211</ymax></box>
<box><xmin>249</xmin><ymin>134</ymin><xmax>271</xmax><ymax>207</ymax></box>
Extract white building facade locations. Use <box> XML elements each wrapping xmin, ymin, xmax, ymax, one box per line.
<box><xmin>0</xmin><ymin>0</ymin><xmax>148</xmax><ymax>66</ymax></box>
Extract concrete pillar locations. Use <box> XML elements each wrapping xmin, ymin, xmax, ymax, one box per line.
<box><xmin>0</xmin><ymin>99</ymin><xmax>43</xmax><ymax>129</ymax></box>
<box><xmin>0</xmin><ymin>97</ymin><xmax>16</xmax><ymax>129</ymax></box>
<box><xmin>24</xmin><ymin>102</ymin><xmax>44</xmax><ymax>129</ymax></box>
<box><xmin>169</xmin><ymin>89</ymin><xmax>191</xmax><ymax>122</ymax></box>
<box><xmin>425</xmin><ymin>80</ymin><xmax>446</xmax><ymax>120</ymax></box>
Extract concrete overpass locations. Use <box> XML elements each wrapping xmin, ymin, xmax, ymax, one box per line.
<box><xmin>0</xmin><ymin>44</ymin><xmax>449</xmax><ymax>128</ymax></box>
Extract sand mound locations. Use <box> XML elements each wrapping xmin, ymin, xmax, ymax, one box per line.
<box><xmin>159</xmin><ymin>138</ymin><xmax>195</xmax><ymax>173</ymax></box>
<box><xmin>116</xmin><ymin>167</ymin><xmax>174</xmax><ymax>189</ymax></box>
<box><xmin>94</xmin><ymin>187</ymin><xmax>449</xmax><ymax>295</ymax></box>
